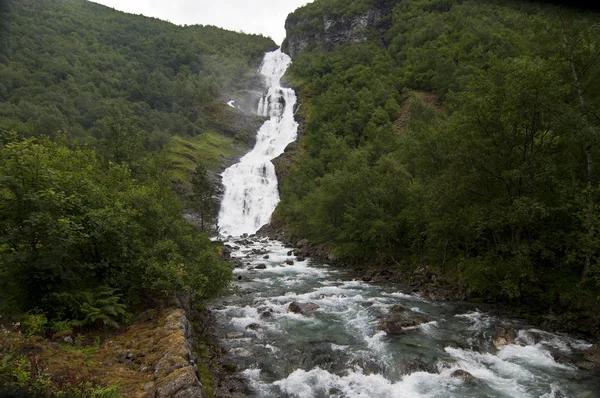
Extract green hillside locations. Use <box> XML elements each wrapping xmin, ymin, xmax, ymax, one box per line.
<box><xmin>276</xmin><ymin>0</ymin><xmax>600</xmax><ymax>327</ymax></box>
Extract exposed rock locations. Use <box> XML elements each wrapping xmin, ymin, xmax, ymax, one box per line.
<box><xmin>297</xmin><ymin>239</ymin><xmax>310</xmax><ymax>248</ymax></box>
<box><xmin>584</xmin><ymin>343</ymin><xmax>600</xmax><ymax>363</ymax></box>
<box><xmin>63</xmin><ymin>336</ymin><xmax>74</xmax><ymax>345</ymax></box>
<box><xmin>263</xmin><ymin>255</ymin><xmax>270</xmax><ymax>259</ymax></box>
<box><xmin>296</xmin><ymin>256</ymin><xmax>306</xmax><ymax>262</ymax></box>
<box><xmin>285</xmin><ymin>259</ymin><xmax>294</xmax><ymax>265</ymax></box>
<box><xmin>283</xmin><ymin>0</ymin><xmax>395</xmax><ymax>58</ymax></box>
<box><xmin>154</xmin><ymin>367</ymin><xmax>200</xmax><ymax>398</ymax></box>
<box><xmin>287</xmin><ymin>250</ymin><xmax>293</xmax><ymax>256</ymax></box>
<box><xmin>390</xmin><ymin>304</ymin><xmax>408</xmax><ymax>313</ymax></box>
<box><xmin>451</xmin><ymin>369</ymin><xmax>476</xmax><ymax>382</ymax></box>
<box><xmin>245</xmin><ymin>323</ymin><xmax>261</xmax><ymax>331</ymax></box>
<box><xmin>289</xmin><ymin>301</ymin><xmax>320</xmax><ymax>315</ymax></box>
<box><xmin>492</xmin><ymin>327</ymin><xmax>517</xmax><ymax>348</ymax></box>
<box><xmin>226</xmin><ymin>332</ymin><xmax>245</xmax><ymax>339</ymax></box>
<box><xmin>378</xmin><ymin>312</ymin><xmax>429</xmax><ymax>335</ymax></box>
<box><xmin>254</xmin><ymin>264</ymin><xmax>267</xmax><ymax>270</ymax></box>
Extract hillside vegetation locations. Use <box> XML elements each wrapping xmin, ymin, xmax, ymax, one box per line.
<box><xmin>0</xmin><ymin>0</ymin><xmax>275</xmax><ymax>394</ymax></box>
<box><xmin>276</xmin><ymin>0</ymin><xmax>600</xmax><ymax>328</ymax></box>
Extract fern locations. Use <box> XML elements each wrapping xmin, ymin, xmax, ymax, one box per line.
<box><xmin>53</xmin><ymin>287</ymin><xmax>128</xmax><ymax>329</ymax></box>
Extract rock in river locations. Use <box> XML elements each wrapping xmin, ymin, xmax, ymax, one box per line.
<box><xmin>492</xmin><ymin>327</ymin><xmax>517</xmax><ymax>348</ymax></box>
<box><xmin>289</xmin><ymin>301</ymin><xmax>320</xmax><ymax>315</ymax></box>
<box><xmin>378</xmin><ymin>311</ymin><xmax>429</xmax><ymax>335</ymax></box>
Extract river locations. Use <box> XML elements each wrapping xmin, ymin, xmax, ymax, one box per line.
<box><xmin>212</xmin><ymin>50</ymin><xmax>599</xmax><ymax>398</ymax></box>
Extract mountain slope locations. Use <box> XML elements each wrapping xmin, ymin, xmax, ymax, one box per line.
<box><xmin>275</xmin><ymin>0</ymin><xmax>600</xmax><ymax>333</ymax></box>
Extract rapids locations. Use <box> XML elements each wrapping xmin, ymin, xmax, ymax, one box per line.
<box><xmin>212</xmin><ymin>50</ymin><xmax>599</xmax><ymax>397</ymax></box>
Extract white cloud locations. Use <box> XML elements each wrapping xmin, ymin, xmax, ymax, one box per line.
<box><xmin>90</xmin><ymin>0</ymin><xmax>313</xmax><ymax>45</ymax></box>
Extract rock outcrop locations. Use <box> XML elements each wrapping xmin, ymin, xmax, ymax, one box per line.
<box><xmin>282</xmin><ymin>0</ymin><xmax>395</xmax><ymax>59</ymax></box>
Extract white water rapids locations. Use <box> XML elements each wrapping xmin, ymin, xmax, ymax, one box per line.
<box><xmin>213</xmin><ymin>50</ymin><xmax>599</xmax><ymax>397</ymax></box>
<box><xmin>218</xmin><ymin>49</ymin><xmax>297</xmax><ymax>236</ymax></box>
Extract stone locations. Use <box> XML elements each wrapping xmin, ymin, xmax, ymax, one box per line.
<box><xmin>492</xmin><ymin>327</ymin><xmax>517</xmax><ymax>349</ymax></box>
<box><xmin>327</xmin><ymin>253</ymin><xmax>337</xmax><ymax>263</ymax></box>
<box><xmin>254</xmin><ymin>263</ymin><xmax>267</xmax><ymax>270</ymax></box>
<box><xmin>173</xmin><ymin>386</ymin><xmax>204</xmax><ymax>398</ymax></box>
<box><xmin>297</xmin><ymin>239</ymin><xmax>310</xmax><ymax>248</ymax></box>
<box><xmin>263</xmin><ymin>255</ymin><xmax>270</xmax><ymax>259</ymax></box>
<box><xmin>287</xmin><ymin>250</ymin><xmax>293</xmax><ymax>256</ymax></box>
<box><xmin>143</xmin><ymin>382</ymin><xmax>155</xmax><ymax>392</ymax></box>
<box><xmin>226</xmin><ymin>332</ymin><xmax>245</xmax><ymax>339</ymax></box>
<box><xmin>62</xmin><ymin>336</ymin><xmax>74</xmax><ymax>345</ymax></box>
<box><xmin>246</xmin><ymin>323</ymin><xmax>261</xmax><ymax>330</ymax></box>
<box><xmin>261</xmin><ymin>311</ymin><xmax>273</xmax><ymax>319</ymax></box>
<box><xmin>289</xmin><ymin>301</ymin><xmax>320</xmax><ymax>315</ymax></box>
<box><xmin>285</xmin><ymin>260</ymin><xmax>294</xmax><ymax>265</ymax></box>
<box><xmin>390</xmin><ymin>304</ymin><xmax>408</xmax><ymax>313</ymax></box>
<box><xmin>155</xmin><ymin>367</ymin><xmax>200</xmax><ymax>398</ymax></box>
<box><xmin>451</xmin><ymin>369</ymin><xmax>473</xmax><ymax>379</ymax></box>
<box><xmin>378</xmin><ymin>312</ymin><xmax>429</xmax><ymax>335</ymax></box>
<box><xmin>584</xmin><ymin>343</ymin><xmax>600</xmax><ymax>364</ymax></box>
<box><xmin>296</xmin><ymin>256</ymin><xmax>306</xmax><ymax>262</ymax></box>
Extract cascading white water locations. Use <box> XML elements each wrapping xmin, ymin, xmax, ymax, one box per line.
<box><xmin>218</xmin><ymin>49</ymin><xmax>298</xmax><ymax>236</ymax></box>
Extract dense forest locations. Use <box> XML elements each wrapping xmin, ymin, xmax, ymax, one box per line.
<box><xmin>275</xmin><ymin>0</ymin><xmax>600</xmax><ymax>318</ymax></box>
<box><xmin>0</xmin><ymin>1</ymin><xmax>276</xmax><ymax>393</ymax></box>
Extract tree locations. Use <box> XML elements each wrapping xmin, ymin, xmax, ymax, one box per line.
<box><xmin>189</xmin><ymin>163</ymin><xmax>216</xmax><ymax>232</ymax></box>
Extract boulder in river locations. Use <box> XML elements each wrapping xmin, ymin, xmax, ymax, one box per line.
<box><xmin>263</xmin><ymin>255</ymin><xmax>270</xmax><ymax>259</ymax></box>
<box><xmin>245</xmin><ymin>323</ymin><xmax>261</xmax><ymax>331</ymax></box>
<box><xmin>289</xmin><ymin>301</ymin><xmax>320</xmax><ymax>315</ymax></box>
<box><xmin>285</xmin><ymin>259</ymin><xmax>294</xmax><ymax>265</ymax></box>
<box><xmin>296</xmin><ymin>256</ymin><xmax>306</xmax><ymax>262</ymax></box>
<box><xmin>378</xmin><ymin>311</ymin><xmax>429</xmax><ymax>335</ymax></box>
<box><xmin>297</xmin><ymin>239</ymin><xmax>310</xmax><ymax>248</ymax></box>
<box><xmin>451</xmin><ymin>369</ymin><xmax>476</xmax><ymax>384</ymax></box>
<box><xmin>253</xmin><ymin>264</ymin><xmax>267</xmax><ymax>270</ymax></box>
<box><xmin>492</xmin><ymin>327</ymin><xmax>517</xmax><ymax>348</ymax></box>
<box><xmin>577</xmin><ymin>344</ymin><xmax>600</xmax><ymax>370</ymax></box>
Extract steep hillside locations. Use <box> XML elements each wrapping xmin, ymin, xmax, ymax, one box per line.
<box><xmin>0</xmin><ymin>0</ymin><xmax>276</xmax><ymax>184</ymax></box>
<box><xmin>275</xmin><ymin>0</ymin><xmax>600</xmax><ymax>334</ymax></box>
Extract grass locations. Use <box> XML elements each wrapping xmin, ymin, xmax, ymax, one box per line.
<box><xmin>164</xmin><ymin>129</ymin><xmax>244</xmax><ymax>193</ymax></box>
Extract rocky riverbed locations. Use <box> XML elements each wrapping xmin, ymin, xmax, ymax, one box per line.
<box><xmin>208</xmin><ymin>235</ymin><xmax>600</xmax><ymax>398</ymax></box>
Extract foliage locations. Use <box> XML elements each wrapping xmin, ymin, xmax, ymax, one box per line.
<box><xmin>52</xmin><ymin>287</ymin><xmax>128</xmax><ymax>329</ymax></box>
<box><xmin>277</xmin><ymin>0</ymin><xmax>600</xmax><ymax>305</ymax></box>
<box><xmin>0</xmin><ymin>134</ymin><xmax>231</xmax><ymax>322</ymax></box>
<box><xmin>190</xmin><ymin>164</ymin><xmax>217</xmax><ymax>233</ymax></box>
<box><xmin>20</xmin><ymin>313</ymin><xmax>48</xmax><ymax>337</ymax></box>
<box><xmin>0</xmin><ymin>0</ymin><xmax>276</xmax><ymax>143</ymax></box>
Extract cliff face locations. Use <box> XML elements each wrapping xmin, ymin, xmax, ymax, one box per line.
<box><xmin>282</xmin><ymin>0</ymin><xmax>395</xmax><ymax>58</ymax></box>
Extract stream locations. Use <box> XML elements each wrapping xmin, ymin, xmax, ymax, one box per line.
<box><xmin>212</xmin><ymin>50</ymin><xmax>599</xmax><ymax>398</ymax></box>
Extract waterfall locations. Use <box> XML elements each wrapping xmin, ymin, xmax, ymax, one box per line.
<box><xmin>218</xmin><ymin>49</ymin><xmax>298</xmax><ymax>237</ymax></box>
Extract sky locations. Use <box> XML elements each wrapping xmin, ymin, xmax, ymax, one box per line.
<box><xmin>91</xmin><ymin>0</ymin><xmax>314</xmax><ymax>45</ymax></box>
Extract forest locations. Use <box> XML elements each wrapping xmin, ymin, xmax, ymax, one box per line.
<box><xmin>0</xmin><ymin>0</ymin><xmax>277</xmax><ymax>394</ymax></box>
<box><xmin>275</xmin><ymin>0</ymin><xmax>600</xmax><ymax>318</ymax></box>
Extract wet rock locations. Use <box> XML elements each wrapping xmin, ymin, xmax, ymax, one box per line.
<box><xmin>296</xmin><ymin>256</ymin><xmax>306</xmax><ymax>262</ymax></box>
<box><xmin>390</xmin><ymin>304</ymin><xmax>408</xmax><ymax>313</ymax></box>
<box><xmin>261</xmin><ymin>311</ymin><xmax>273</xmax><ymax>319</ymax></box>
<box><xmin>289</xmin><ymin>301</ymin><xmax>320</xmax><ymax>315</ymax></box>
<box><xmin>451</xmin><ymin>369</ymin><xmax>476</xmax><ymax>383</ymax></box>
<box><xmin>226</xmin><ymin>332</ymin><xmax>245</xmax><ymax>339</ymax></box>
<box><xmin>520</xmin><ymin>330</ymin><xmax>543</xmax><ymax>345</ymax></box>
<box><xmin>263</xmin><ymin>255</ymin><xmax>270</xmax><ymax>259</ymax></box>
<box><xmin>378</xmin><ymin>312</ymin><xmax>429</xmax><ymax>335</ymax></box>
<box><xmin>236</xmin><ymin>275</ymin><xmax>251</xmax><ymax>282</ymax></box>
<box><xmin>362</xmin><ymin>271</ymin><xmax>374</xmax><ymax>282</ymax></box>
<box><xmin>397</xmin><ymin>359</ymin><xmax>433</xmax><ymax>374</ymax></box>
<box><xmin>230</xmin><ymin>259</ymin><xmax>244</xmax><ymax>268</ymax></box>
<box><xmin>584</xmin><ymin>343</ymin><xmax>600</xmax><ymax>364</ymax></box>
<box><xmin>492</xmin><ymin>327</ymin><xmax>517</xmax><ymax>348</ymax></box>
<box><xmin>245</xmin><ymin>323</ymin><xmax>261</xmax><ymax>331</ymax></box>
<box><xmin>285</xmin><ymin>259</ymin><xmax>294</xmax><ymax>265</ymax></box>
<box><xmin>287</xmin><ymin>250</ymin><xmax>293</xmax><ymax>256</ymax></box>
<box><xmin>361</xmin><ymin>302</ymin><xmax>373</xmax><ymax>308</ymax></box>
<box><xmin>254</xmin><ymin>264</ymin><xmax>267</xmax><ymax>270</ymax></box>
<box><xmin>327</xmin><ymin>253</ymin><xmax>338</xmax><ymax>263</ymax></box>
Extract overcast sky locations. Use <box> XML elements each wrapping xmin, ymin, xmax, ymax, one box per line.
<box><xmin>90</xmin><ymin>0</ymin><xmax>313</xmax><ymax>44</ymax></box>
